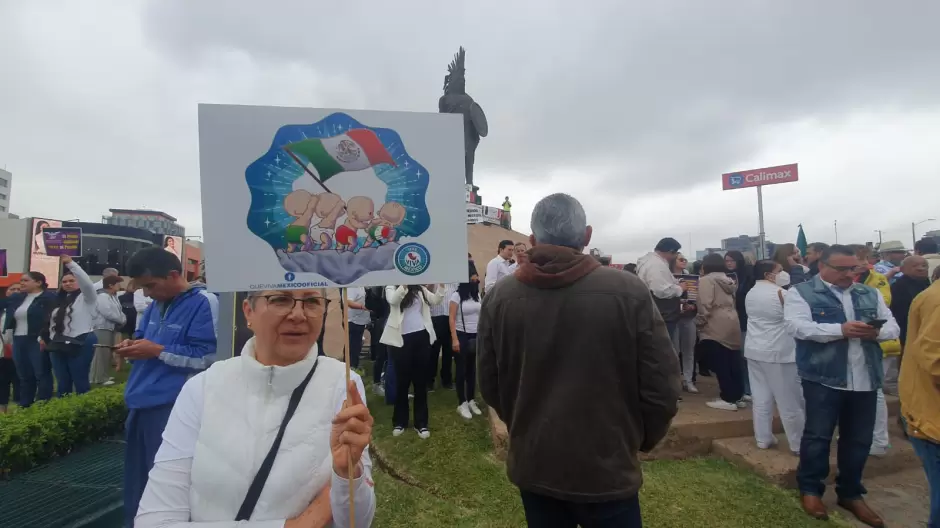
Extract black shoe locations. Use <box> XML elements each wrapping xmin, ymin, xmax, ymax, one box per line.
<box><xmin>441</xmin><ymin>383</ymin><xmax>453</xmax><ymax>390</ymax></box>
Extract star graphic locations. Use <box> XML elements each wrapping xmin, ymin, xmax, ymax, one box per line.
<box><xmin>264</xmin><ymin>218</ymin><xmax>272</xmax><ymax>228</ymax></box>
<box><xmin>274</xmin><ymin>154</ymin><xmax>281</xmax><ymax>165</ymax></box>
<box><xmin>266</xmin><ymin>171</ymin><xmax>272</xmax><ymax>177</ymax></box>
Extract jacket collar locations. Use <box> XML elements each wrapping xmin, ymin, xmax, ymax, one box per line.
<box><xmin>239</xmin><ymin>337</ymin><xmax>319</xmax><ymax>398</ymax></box>
<box><xmin>515</xmin><ymin>244</ymin><xmax>600</xmax><ymax>289</ymax></box>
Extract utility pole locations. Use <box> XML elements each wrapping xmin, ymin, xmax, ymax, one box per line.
<box><xmin>874</xmin><ymin>230</ymin><xmax>883</xmax><ymax>247</ymax></box>
<box><xmin>834</xmin><ymin>220</ymin><xmax>839</xmax><ymax>244</ymax></box>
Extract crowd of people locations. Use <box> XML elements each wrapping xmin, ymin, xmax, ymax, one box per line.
<box><xmin>4</xmin><ymin>195</ymin><xmax>940</xmax><ymax>527</ymax></box>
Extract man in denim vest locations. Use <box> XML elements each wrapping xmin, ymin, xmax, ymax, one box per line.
<box><xmin>784</xmin><ymin>244</ymin><xmax>899</xmax><ymax>527</ymax></box>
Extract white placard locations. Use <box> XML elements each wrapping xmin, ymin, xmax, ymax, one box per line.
<box><xmin>198</xmin><ymin>104</ymin><xmax>468</xmax><ymax>292</ymax></box>
<box><xmin>466</xmin><ymin>203</ymin><xmax>482</xmax><ymax>224</ymax></box>
<box><xmin>482</xmin><ymin>206</ymin><xmax>502</xmax><ymax>223</ymax></box>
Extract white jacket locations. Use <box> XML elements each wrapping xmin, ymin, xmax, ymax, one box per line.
<box><xmin>135</xmin><ymin>338</ymin><xmax>376</xmax><ymax>527</ymax></box>
<box><xmin>379</xmin><ymin>285</ymin><xmax>444</xmax><ymax>348</ymax></box>
<box><xmin>94</xmin><ymin>292</ymin><xmax>126</xmax><ymax>331</ymax></box>
<box><xmin>49</xmin><ymin>261</ymin><xmax>100</xmax><ymax>340</ymax></box>
<box><xmin>636</xmin><ymin>252</ymin><xmax>683</xmax><ymax>299</ymax></box>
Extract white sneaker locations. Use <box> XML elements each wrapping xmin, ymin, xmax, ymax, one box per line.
<box><xmin>869</xmin><ymin>445</ymin><xmax>889</xmax><ymax>458</ymax></box>
<box><xmin>706</xmin><ymin>399</ymin><xmax>738</xmax><ymax>411</ymax></box>
<box><xmin>415</xmin><ymin>428</ymin><xmax>430</xmax><ymax>440</ymax></box>
<box><xmin>736</xmin><ymin>400</ymin><xmax>748</xmax><ymax>409</ymax></box>
<box><xmin>102</xmin><ymin>380</ymin><xmax>116</xmax><ymax>386</ymax></box>
<box><xmin>408</xmin><ymin>393</ymin><xmax>414</xmax><ymax>400</ymax></box>
<box><xmin>373</xmin><ymin>384</ymin><xmax>385</xmax><ymax>397</ymax></box>
<box><xmin>468</xmin><ymin>401</ymin><xmax>482</xmax><ymax>416</ymax></box>
<box><xmin>392</xmin><ymin>427</ymin><xmax>404</xmax><ymax>437</ymax></box>
<box><xmin>457</xmin><ymin>403</ymin><xmax>472</xmax><ymax>420</ymax></box>
<box><xmin>757</xmin><ymin>437</ymin><xmax>779</xmax><ymax>450</ymax></box>
<box><xmin>684</xmin><ymin>382</ymin><xmax>699</xmax><ymax>394</ymax></box>
<box><xmin>742</xmin><ymin>394</ymin><xmax>753</xmax><ymax>402</ymax></box>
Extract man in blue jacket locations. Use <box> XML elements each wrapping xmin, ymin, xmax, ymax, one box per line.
<box><xmin>117</xmin><ymin>247</ymin><xmax>217</xmax><ymax>525</ymax></box>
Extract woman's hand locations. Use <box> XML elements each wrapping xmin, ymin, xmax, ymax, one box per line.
<box><xmin>331</xmin><ymin>380</ymin><xmax>373</xmax><ymax>479</ymax></box>
<box><xmin>451</xmin><ymin>337</ymin><xmax>460</xmax><ymax>353</ymax></box>
<box><xmin>285</xmin><ymin>481</ymin><xmax>332</xmax><ymax>528</ymax></box>
<box><xmin>60</xmin><ymin>255</ymin><xmax>72</xmax><ymax>265</ymax></box>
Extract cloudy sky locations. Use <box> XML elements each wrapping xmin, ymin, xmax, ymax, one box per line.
<box><xmin>3</xmin><ymin>1</ymin><xmax>940</xmax><ymax>264</ymax></box>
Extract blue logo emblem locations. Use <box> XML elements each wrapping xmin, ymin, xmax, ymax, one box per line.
<box><xmin>728</xmin><ymin>173</ymin><xmax>744</xmax><ymax>187</ymax></box>
<box><xmin>284</xmin><ymin>272</ymin><xmax>296</xmax><ymax>282</ymax></box>
<box><xmin>394</xmin><ymin>243</ymin><xmax>431</xmax><ymax>276</ymax></box>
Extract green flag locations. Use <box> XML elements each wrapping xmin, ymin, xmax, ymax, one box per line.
<box><xmin>796</xmin><ymin>224</ymin><xmax>808</xmax><ymax>256</ymax></box>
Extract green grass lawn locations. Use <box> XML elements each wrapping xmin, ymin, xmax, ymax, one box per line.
<box><xmin>364</xmin><ymin>361</ymin><xmax>849</xmax><ymax>527</ymax></box>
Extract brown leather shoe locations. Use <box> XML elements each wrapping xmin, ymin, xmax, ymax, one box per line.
<box><xmin>837</xmin><ymin>498</ymin><xmax>885</xmax><ymax>527</ymax></box>
<box><xmin>800</xmin><ymin>495</ymin><xmax>829</xmax><ymax>520</ymax></box>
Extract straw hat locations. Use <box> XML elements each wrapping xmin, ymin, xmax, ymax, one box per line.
<box><xmin>878</xmin><ymin>240</ymin><xmax>907</xmax><ymax>253</ymax></box>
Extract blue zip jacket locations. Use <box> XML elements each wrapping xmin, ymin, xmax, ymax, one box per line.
<box><xmin>4</xmin><ymin>291</ymin><xmax>57</xmax><ymax>337</ymax></box>
<box><xmin>125</xmin><ymin>284</ymin><xmax>218</xmax><ymax>409</ymax></box>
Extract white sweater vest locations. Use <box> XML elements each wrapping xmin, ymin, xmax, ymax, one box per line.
<box><xmin>189</xmin><ymin>341</ymin><xmax>347</xmax><ymax>522</ymax></box>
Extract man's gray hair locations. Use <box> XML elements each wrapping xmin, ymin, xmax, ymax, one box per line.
<box><xmin>530</xmin><ymin>193</ymin><xmax>587</xmax><ymax>249</ymax></box>
<box><xmin>102</xmin><ymin>268</ymin><xmax>119</xmax><ymax>277</ymax></box>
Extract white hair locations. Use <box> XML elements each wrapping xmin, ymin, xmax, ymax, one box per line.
<box><xmin>530</xmin><ymin>193</ymin><xmax>587</xmax><ymax>249</ymax></box>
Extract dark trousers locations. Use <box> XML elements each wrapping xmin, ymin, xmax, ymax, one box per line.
<box><xmin>701</xmin><ymin>339</ymin><xmax>744</xmax><ymax>403</ymax></box>
<box><xmin>797</xmin><ymin>380</ymin><xmax>877</xmax><ymax>499</ymax></box>
<box><xmin>740</xmin><ymin>331</ymin><xmax>751</xmax><ymax>395</ymax></box>
<box><xmin>0</xmin><ymin>357</ymin><xmax>19</xmax><ymax>406</ymax></box>
<box><xmin>49</xmin><ymin>333</ymin><xmax>96</xmax><ymax>397</ymax></box>
<box><xmin>455</xmin><ymin>331</ymin><xmax>477</xmax><ymax>403</ymax></box>
<box><xmin>909</xmin><ymin>436</ymin><xmax>940</xmax><ymax>527</ymax></box>
<box><xmin>429</xmin><ymin>315</ymin><xmax>453</xmax><ymax>387</ymax></box>
<box><xmin>371</xmin><ymin>317</ymin><xmax>388</xmax><ymax>385</ymax></box>
<box><xmin>390</xmin><ymin>330</ymin><xmax>431</xmax><ymax>429</ymax></box>
<box><xmin>124</xmin><ymin>403</ymin><xmax>174</xmax><ymax>527</ymax></box>
<box><xmin>520</xmin><ymin>491</ymin><xmax>642</xmax><ymax>528</ymax></box>
<box><xmin>12</xmin><ymin>336</ymin><xmax>53</xmax><ymax>407</ymax></box>
<box><xmin>348</xmin><ymin>322</ymin><xmax>366</xmax><ymax>369</ymax></box>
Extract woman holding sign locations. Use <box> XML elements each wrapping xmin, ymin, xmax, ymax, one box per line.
<box><xmin>44</xmin><ymin>255</ymin><xmax>99</xmax><ymax>396</ymax></box>
<box><xmin>135</xmin><ymin>288</ymin><xmax>375</xmax><ymax>527</ymax></box>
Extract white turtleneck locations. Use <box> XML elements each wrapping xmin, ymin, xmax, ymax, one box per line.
<box><xmin>135</xmin><ymin>338</ymin><xmax>375</xmax><ymax>527</ymax></box>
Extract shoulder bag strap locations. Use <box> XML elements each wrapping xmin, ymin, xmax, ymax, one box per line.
<box><xmin>235</xmin><ymin>359</ymin><xmax>320</xmax><ymax>521</ymax></box>
<box><xmin>459</xmin><ymin>298</ymin><xmax>466</xmax><ymax>333</ymax></box>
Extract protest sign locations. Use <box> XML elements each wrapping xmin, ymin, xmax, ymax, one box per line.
<box><xmin>466</xmin><ymin>204</ymin><xmax>483</xmax><ymax>224</ymax></box>
<box><xmin>675</xmin><ymin>274</ymin><xmax>699</xmax><ymax>302</ymax></box>
<box><xmin>198</xmin><ymin>104</ymin><xmax>468</xmax><ymax>292</ymax></box>
<box><xmin>42</xmin><ymin>227</ymin><xmax>83</xmax><ymax>257</ymax></box>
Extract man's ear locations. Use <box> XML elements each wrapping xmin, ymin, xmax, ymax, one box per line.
<box><xmin>529</xmin><ymin>234</ymin><xmax>536</xmax><ymax>247</ymax></box>
<box><xmin>583</xmin><ymin>226</ymin><xmax>593</xmax><ymax>248</ymax></box>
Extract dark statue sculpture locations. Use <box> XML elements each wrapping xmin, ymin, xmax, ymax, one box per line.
<box><xmin>439</xmin><ymin>47</ymin><xmax>488</xmax><ymax>187</ymax></box>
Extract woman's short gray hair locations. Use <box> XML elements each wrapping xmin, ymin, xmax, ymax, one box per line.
<box><xmin>530</xmin><ymin>193</ymin><xmax>587</xmax><ymax>249</ymax></box>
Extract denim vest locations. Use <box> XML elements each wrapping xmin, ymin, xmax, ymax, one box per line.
<box><xmin>792</xmin><ymin>276</ymin><xmax>884</xmax><ymax>390</ymax></box>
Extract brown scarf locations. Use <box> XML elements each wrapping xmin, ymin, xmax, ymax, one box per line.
<box><xmin>515</xmin><ymin>244</ymin><xmax>601</xmax><ymax>289</ymax></box>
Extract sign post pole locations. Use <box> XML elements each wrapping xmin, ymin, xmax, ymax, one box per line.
<box><xmin>756</xmin><ymin>186</ymin><xmax>766</xmax><ymax>260</ymax></box>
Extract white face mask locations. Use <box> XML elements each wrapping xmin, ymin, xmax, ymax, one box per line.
<box><xmin>775</xmin><ymin>270</ymin><xmax>791</xmax><ymax>287</ymax></box>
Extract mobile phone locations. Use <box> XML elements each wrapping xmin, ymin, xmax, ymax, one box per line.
<box><xmin>867</xmin><ymin>319</ymin><xmax>887</xmax><ymax>329</ymax></box>
<box><xmin>93</xmin><ymin>343</ymin><xmax>118</xmax><ymax>350</ymax></box>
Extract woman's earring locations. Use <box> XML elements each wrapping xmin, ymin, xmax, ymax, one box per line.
<box><xmin>247</xmin><ymin>321</ymin><xmax>251</xmax><ymax>328</ymax></box>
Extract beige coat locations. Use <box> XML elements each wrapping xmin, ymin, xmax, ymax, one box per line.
<box><xmin>695</xmin><ymin>272</ymin><xmax>742</xmax><ymax>350</ymax></box>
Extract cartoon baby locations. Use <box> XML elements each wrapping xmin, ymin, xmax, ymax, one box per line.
<box><xmin>366</xmin><ymin>201</ymin><xmax>406</xmax><ymax>246</ymax></box>
<box><xmin>334</xmin><ymin>196</ymin><xmax>375</xmax><ymax>252</ymax></box>
<box><xmin>282</xmin><ymin>190</ymin><xmax>318</xmax><ymax>253</ymax></box>
<box><xmin>309</xmin><ymin>192</ymin><xmax>345</xmax><ymax>249</ymax></box>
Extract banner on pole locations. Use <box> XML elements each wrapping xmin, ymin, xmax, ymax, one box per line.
<box><xmin>198</xmin><ymin>104</ymin><xmax>468</xmax><ymax>292</ymax></box>
<box><xmin>722</xmin><ymin>163</ymin><xmax>798</xmax><ymax>190</ymax></box>
<box><xmin>42</xmin><ymin>227</ymin><xmax>83</xmax><ymax>257</ymax></box>
<box><xmin>30</xmin><ymin>218</ymin><xmax>63</xmax><ymax>288</ymax></box>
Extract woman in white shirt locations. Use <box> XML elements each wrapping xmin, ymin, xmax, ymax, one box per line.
<box><xmin>449</xmin><ymin>268</ymin><xmax>483</xmax><ymax>420</ymax></box>
<box><xmin>135</xmin><ymin>288</ymin><xmax>375</xmax><ymax>528</ymax></box>
<box><xmin>744</xmin><ymin>260</ymin><xmax>805</xmax><ymax>454</ymax></box>
<box><xmin>380</xmin><ymin>284</ymin><xmax>444</xmax><ymax>439</ymax></box>
<box><xmin>45</xmin><ymin>255</ymin><xmax>99</xmax><ymax>397</ymax></box>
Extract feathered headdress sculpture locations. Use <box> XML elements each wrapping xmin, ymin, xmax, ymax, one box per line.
<box><xmin>443</xmin><ymin>46</ymin><xmax>466</xmax><ymax>93</ymax></box>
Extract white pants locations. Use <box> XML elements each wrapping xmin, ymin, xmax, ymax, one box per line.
<box><xmin>747</xmin><ymin>359</ymin><xmax>805</xmax><ymax>452</ymax></box>
<box><xmin>671</xmin><ymin>317</ymin><xmax>696</xmax><ymax>384</ymax></box>
<box><xmin>872</xmin><ymin>358</ymin><xmax>896</xmax><ymax>450</ymax></box>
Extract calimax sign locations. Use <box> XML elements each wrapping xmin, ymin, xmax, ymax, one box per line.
<box><xmin>722</xmin><ymin>163</ymin><xmax>799</xmax><ymax>191</ymax></box>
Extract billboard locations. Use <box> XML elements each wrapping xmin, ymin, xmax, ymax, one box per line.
<box><xmin>722</xmin><ymin>163</ymin><xmax>798</xmax><ymax>191</ymax></box>
<box><xmin>163</xmin><ymin>235</ymin><xmax>184</xmax><ymax>262</ymax></box>
<box><xmin>467</xmin><ymin>204</ymin><xmax>483</xmax><ymax>224</ymax></box>
<box><xmin>30</xmin><ymin>218</ymin><xmax>62</xmax><ymax>288</ymax></box>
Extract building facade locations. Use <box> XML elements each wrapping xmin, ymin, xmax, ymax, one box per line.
<box><xmin>102</xmin><ymin>209</ymin><xmax>185</xmax><ymax>236</ymax></box>
<box><xmin>0</xmin><ymin>169</ymin><xmax>12</xmax><ymax>218</ymax></box>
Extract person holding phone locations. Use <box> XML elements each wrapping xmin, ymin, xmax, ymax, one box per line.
<box><xmin>783</xmin><ymin>244</ymin><xmax>900</xmax><ymax>526</ymax></box>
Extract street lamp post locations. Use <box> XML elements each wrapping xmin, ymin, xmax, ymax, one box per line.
<box><xmin>874</xmin><ymin>229</ymin><xmax>883</xmax><ymax>247</ymax></box>
<box><xmin>912</xmin><ymin>219</ymin><xmax>936</xmax><ymax>248</ymax></box>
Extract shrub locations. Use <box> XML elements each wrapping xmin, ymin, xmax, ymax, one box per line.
<box><xmin>0</xmin><ymin>384</ymin><xmax>127</xmax><ymax>474</ymax></box>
